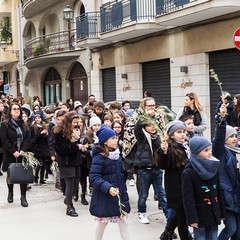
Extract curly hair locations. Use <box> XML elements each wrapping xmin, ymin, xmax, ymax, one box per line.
<box><xmin>53</xmin><ymin>111</ymin><xmax>80</xmax><ymax>141</ymax></box>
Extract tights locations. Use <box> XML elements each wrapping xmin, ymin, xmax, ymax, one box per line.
<box><xmin>64</xmin><ymin>177</ymin><xmax>79</xmax><ymax>205</ymax></box>
<box><xmin>7</xmin><ymin>183</ymin><xmax>27</xmax><ymax>195</ymax></box>
<box><xmin>95</xmin><ymin>221</ymin><xmax>130</xmax><ymax>240</ymax></box>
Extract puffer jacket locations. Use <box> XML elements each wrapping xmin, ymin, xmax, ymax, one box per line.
<box><xmin>89</xmin><ymin>146</ymin><xmax>130</xmax><ymax>217</ymax></box>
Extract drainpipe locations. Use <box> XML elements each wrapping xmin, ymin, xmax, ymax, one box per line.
<box><xmin>17</xmin><ymin>1</ymin><xmax>24</xmax><ymax>97</ymax></box>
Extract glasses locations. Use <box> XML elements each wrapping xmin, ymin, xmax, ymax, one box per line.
<box><xmin>145</xmin><ymin>104</ymin><xmax>156</xmax><ymax>108</ymax></box>
<box><xmin>12</xmin><ymin>108</ymin><xmax>20</xmax><ymax>111</ymax></box>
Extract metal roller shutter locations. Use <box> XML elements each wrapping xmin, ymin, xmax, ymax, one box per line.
<box><xmin>142</xmin><ymin>59</ymin><xmax>171</xmax><ymax>108</ymax></box>
<box><xmin>209</xmin><ymin>48</ymin><xmax>240</xmax><ymax>138</ymax></box>
<box><xmin>102</xmin><ymin>67</ymin><xmax>116</xmax><ymax>102</ymax></box>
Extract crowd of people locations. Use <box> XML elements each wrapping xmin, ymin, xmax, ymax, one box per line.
<box><xmin>0</xmin><ymin>91</ymin><xmax>240</xmax><ymax>240</ymax></box>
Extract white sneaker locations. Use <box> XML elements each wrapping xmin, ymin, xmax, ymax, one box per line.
<box><xmin>129</xmin><ymin>179</ymin><xmax>135</xmax><ymax>186</ymax></box>
<box><xmin>138</xmin><ymin>212</ymin><xmax>150</xmax><ymax>224</ymax></box>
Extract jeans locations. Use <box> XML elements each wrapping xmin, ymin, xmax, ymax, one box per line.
<box><xmin>218</xmin><ymin>210</ymin><xmax>240</xmax><ymax>240</ymax></box>
<box><xmin>194</xmin><ymin>226</ymin><xmax>218</xmax><ymax>240</ymax></box>
<box><xmin>138</xmin><ymin>168</ymin><xmax>168</xmax><ymax>216</ymax></box>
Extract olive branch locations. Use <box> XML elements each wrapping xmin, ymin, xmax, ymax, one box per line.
<box><xmin>117</xmin><ymin>193</ymin><xmax>127</xmax><ymax>217</ymax></box>
<box><xmin>50</xmin><ymin>161</ymin><xmax>59</xmax><ymax>173</ymax></box>
<box><xmin>209</xmin><ymin>69</ymin><xmax>228</xmax><ymax>120</ymax></box>
<box><xmin>22</xmin><ymin>152</ymin><xmax>39</xmax><ymax>174</ymax></box>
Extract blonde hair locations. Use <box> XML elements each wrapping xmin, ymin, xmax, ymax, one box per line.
<box><xmin>185</xmin><ymin>92</ymin><xmax>203</xmax><ymax>113</ymax></box>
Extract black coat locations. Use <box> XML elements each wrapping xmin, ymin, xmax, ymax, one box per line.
<box><xmin>31</xmin><ymin>125</ymin><xmax>50</xmax><ymax>158</ymax></box>
<box><xmin>54</xmin><ymin>133</ymin><xmax>82</xmax><ymax>167</ymax></box>
<box><xmin>158</xmin><ymin>143</ymin><xmax>187</xmax><ymax>208</ymax></box>
<box><xmin>0</xmin><ymin>120</ymin><xmax>32</xmax><ymax>171</ymax></box>
<box><xmin>182</xmin><ymin>162</ymin><xmax>225</xmax><ymax>227</ymax></box>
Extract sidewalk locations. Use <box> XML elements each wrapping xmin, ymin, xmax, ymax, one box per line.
<box><xmin>0</xmin><ymin>173</ymin><xmax>166</xmax><ymax>240</ymax></box>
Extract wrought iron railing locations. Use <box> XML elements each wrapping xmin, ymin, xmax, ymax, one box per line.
<box><xmin>76</xmin><ymin>12</ymin><xmax>101</xmax><ymax>40</ymax></box>
<box><xmin>156</xmin><ymin>0</ymin><xmax>197</xmax><ymax>15</ymax></box>
<box><xmin>100</xmin><ymin>0</ymin><xmax>156</xmax><ymax>33</ymax></box>
<box><xmin>24</xmin><ymin>29</ymin><xmax>76</xmax><ymax>60</ymax></box>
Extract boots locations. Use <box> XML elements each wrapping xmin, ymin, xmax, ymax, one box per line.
<box><xmin>160</xmin><ymin>229</ymin><xmax>173</xmax><ymax>240</ymax></box>
<box><xmin>7</xmin><ymin>191</ymin><xmax>13</xmax><ymax>203</ymax></box>
<box><xmin>66</xmin><ymin>204</ymin><xmax>78</xmax><ymax>217</ymax></box>
<box><xmin>81</xmin><ymin>194</ymin><xmax>88</xmax><ymax>205</ymax></box>
<box><xmin>20</xmin><ymin>195</ymin><xmax>28</xmax><ymax>207</ymax></box>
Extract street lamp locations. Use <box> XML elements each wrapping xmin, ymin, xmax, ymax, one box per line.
<box><xmin>63</xmin><ymin>5</ymin><xmax>73</xmax><ymax>50</ymax></box>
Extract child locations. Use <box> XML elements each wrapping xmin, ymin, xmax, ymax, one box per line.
<box><xmin>182</xmin><ymin>136</ymin><xmax>225</xmax><ymax>240</ymax></box>
<box><xmin>212</xmin><ymin>104</ymin><xmax>240</xmax><ymax>239</ymax></box>
<box><xmin>179</xmin><ymin>114</ymin><xmax>196</xmax><ymax>139</ymax></box>
<box><xmin>90</xmin><ymin>125</ymin><xmax>131</xmax><ymax>240</ymax></box>
<box><xmin>159</xmin><ymin>120</ymin><xmax>190</xmax><ymax>240</ymax></box>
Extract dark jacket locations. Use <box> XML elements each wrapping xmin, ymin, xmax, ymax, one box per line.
<box><xmin>134</xmin><ymin>121</ymin><xmax>160</xmax><ymax>169</ymax></box>
<box><xmin>54</xmin><ymin>133</ymin><xmax>82</xmax><ymax>167</ymax></box>
<box><xmin>158</xmin><ymin>143</ymin><xmax>187</xmax><ymax>208</ymax></box>
<box><xmin>31</xmin><ymin>125</ymin><xmax>50</xmax><ymax>158</ymax></box>
<box><xmin>182</xmin><ymin>161</ymin><xmax>225</xmax><ymax>227</ymax></box>
<box><xmin>215</xmin><ymin>99</ymin><xmax>234</xmax><ymax>126</ymax></box>
<box><xmin>89</xmin><ymin>146</ymin><xmax>130</xmax><ymax>217</ymax></box>
<box><xmin>212</xmin><ymin>121</ymin><xmax>240</xmax><ymax>213</ymax></box>
<box><xmin>0</xmin><ymin>119</ymin><xmax>31</xmax><ymax>171</ymax></box>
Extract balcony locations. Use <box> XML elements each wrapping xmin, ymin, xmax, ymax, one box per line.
<box><xmin>76</xmin><ymin>0</ymin><xmax>162</xmax><ymax>48</ymax></box>
<box><xmin>24</xmin><ymin>29</ymin><xmax>81</xmax><ymax>69</ymax></box>
<box><xmin>22</xmin><ymin>0</ymin><xmax>58</xmax><ymax>19</ymax></box>
<box><xmin>155</xmin><ymin>0</ymin><xmax>240</xmax><ymax>27</ymax></box>
<box><xmin>76</xmin><ymin>12</ymin><xmax>111</xmax><ymax>48</ymax></box>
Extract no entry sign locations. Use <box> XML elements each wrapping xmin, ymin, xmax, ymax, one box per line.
<box><xmin>234</xmin><ymin>28</ymin><xmax>240</xmax><ymax>50</ymax></box>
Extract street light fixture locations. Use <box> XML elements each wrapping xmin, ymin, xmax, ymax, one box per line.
<box><xmin>63</xmin><ymin>5</ymin><xmax>73</xmax><ymax>50</ymax></box>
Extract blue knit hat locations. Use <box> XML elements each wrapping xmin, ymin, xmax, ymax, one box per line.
<box><xmin>96</xmin><ymin>125</ymin><xmax>116</xmax><ymax>145</ymax></box>
<box><xmin>166</xmin><ymin>120</ymin><xmax>186</xmax><ymax>136</ymax></box>
<box><xmin>189</xmin><ymin>136</ymin><xmax>211</xmax><ymax>155</ymax></box>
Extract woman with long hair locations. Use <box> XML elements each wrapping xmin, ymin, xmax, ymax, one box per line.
<box><xmin>0</xmin><ymin>103</ymin><xmax>31</xmax><ymax>207</ymax></box>
<box><xmin>54</xmin><ymin>112</ymin><xmax>85</xmax><ymax>217</ymax></box>
<box><xmin>233</xmin><ymin>94</ymin><xmax>240</xmax><ymax>128</ymax></box>
<box><xmin>176</xmin><ymin>92</ymin><xmax>207</xmax><ymax>136</ymax></box>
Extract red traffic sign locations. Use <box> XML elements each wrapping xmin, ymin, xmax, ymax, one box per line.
<box><xmin>234</xmin><ymin>28</ymin><xmax>240</xmax><ymax>50</ymax></box>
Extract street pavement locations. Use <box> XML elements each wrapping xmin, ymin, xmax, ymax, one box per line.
<box><xmin>0</xmin><ymin>173</ymin><xmax>166</xmax><ymax>240</ymax></box>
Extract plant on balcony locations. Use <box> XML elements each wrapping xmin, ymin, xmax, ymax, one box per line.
<box><xmin>33</xmin><ymin>44</ymin><xmax>43</xmax><ymax>57</ymax></box>
<box><xmin>0</xmin><ymin>17</ymin><xmax>12</xmax><ymax>43</ymax></box>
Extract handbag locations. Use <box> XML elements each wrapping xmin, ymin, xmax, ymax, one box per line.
<box><xmin>7</xmin><ymin>162</ymin><xmax>34</xmax><ymax>184</ymax></box>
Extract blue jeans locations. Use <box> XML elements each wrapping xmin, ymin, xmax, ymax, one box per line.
<box><xmin>194</xmin><ymin>226</ymin><xmax>218</xmax><ymax>240</ymax></box>
<box><xmin>138</xmin><ymin>168</ymin><xmax>168</xmax><ymax>217</ymax></box>
<box><xmin>218</xmin><ymin>210</ymin><xmax>240</xmax><ymax>240</ymax></box>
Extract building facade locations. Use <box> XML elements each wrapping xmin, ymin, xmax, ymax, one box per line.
<box><xmin>1</xmin><ymin>0</ymin><xmax>240</xmax><ymax>138</ymax></box>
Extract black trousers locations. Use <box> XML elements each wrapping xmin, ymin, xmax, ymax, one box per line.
<box><xmin>7</xmin><ymin>183</ymin><xmax>27</xmax><ymax>196</ymax></box>
<box><xmin>65</xmin><ymin>177</ymin><xmax>80</xmax><ymax>205</ymax></box>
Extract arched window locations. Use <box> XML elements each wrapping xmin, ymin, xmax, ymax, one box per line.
<box><xmin>44</xmin><ymin>67</ymin><xmax>62</xmax><ymax>105</ymax></box>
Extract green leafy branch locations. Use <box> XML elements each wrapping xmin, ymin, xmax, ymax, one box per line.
<box><xmin>136</xmin><ymin>108</ymin><xmax>168</xmax><ymax>139</ymax></box>
<box><xmin>50</xmin><ymin>161</ymin><xmax>59</xmax><ymax>172</ymax></box>
<box><xmin>22</xmin><ymin>152</ymin><xmax>39</xmax><ymax>174</ymax></box>
<box><xmin>210</xmin><ymin>69</ymin><xmax>228</xmax><ymax>121</ymax></box>
<box><xmin>117</xmin><ymin>193</ymin><xmax>127</xmax><ymax>217</ymax></box>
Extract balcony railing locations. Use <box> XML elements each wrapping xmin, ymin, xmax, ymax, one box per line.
<box><xmin>25</xmin><ymin>29</ymin><xmax>76</xmax><ymax>60</ymax></box>
<box><xmin>156</xmin><ymin>0</ymin><xmax>197</xmax><ymax>15</ymax></box>
<box><xmin>76</xmin><ymin>12</ymin><xmax>101</xmax><ymax>40</ymax></box>
<box><xmin>100</xmin><ymin>0</ymin><xmax>156</xmax><ymax>33</ymax></box>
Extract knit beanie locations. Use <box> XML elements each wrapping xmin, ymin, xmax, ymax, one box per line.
<box><xmin>74</xmin><ymin>101</ymin><xmax>82</xmax><ymax>110</ymax></box>
<box><xmin>96</xmin><ymin>125</ymin><xmax>116</xmax><ymax>145</ymax></box>
<box><xmin>21</xmin><ymin>104</ymin><xmax>31</xmax><ymax>117</ymax></box>
<box><xmin>166</xmin><ymin>120</ymin><xmax>186</xmax><ymax>136</ymax></box>
<box><xmin>89</xmin><ymin>116</ymin><xmax>101</xmax><ymax>127</ymax></box>
<box><xmin>189</xmin><ymin>136</ymin><xmax>211</xmax><ymax>156</ymax></box>
<box><xmin>225</xmin><ymin>125</ymin><xmax>237</xmax><ymax>140</ymax></box>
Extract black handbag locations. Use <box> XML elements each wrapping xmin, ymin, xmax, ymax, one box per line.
<box><xmin>7</xmin><ymin>162</ymin><xmax>34</xmax><ymax>184</ymax></box>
